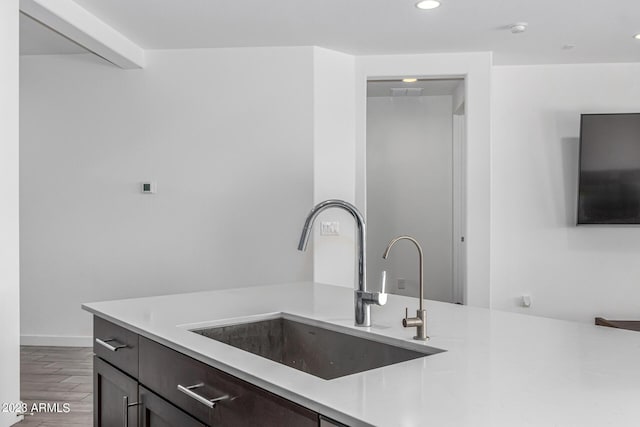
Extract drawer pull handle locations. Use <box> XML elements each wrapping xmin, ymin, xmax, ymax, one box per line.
<box><xmin>177</xmin><ymin>383</ymin><xmax>229</xmax><ymax>408</ymax></box>
<box><xmin>96</xmin><ymin>338</ymin><xmax>127</xmax><ymax>352</ymax></box>
<box><xmin>123</xmin><ymin>395</ymin><xmax>140</xmax><ymax>427</ymax></box>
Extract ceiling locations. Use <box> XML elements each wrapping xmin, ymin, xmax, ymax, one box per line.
<box><xmin>367</xmin><ymin>79</ymin><xmax>462</xmax><ymax>97</ymax></box>
<box><xmin>20</xmin><ymin>0</ymin><xmax>640</xmax><ymax>65</ymax></box>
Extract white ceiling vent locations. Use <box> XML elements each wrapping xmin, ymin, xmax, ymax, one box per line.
<box><xmin>390</xmin><ymin>87</ymin><xmax>424</xmax><ymax>97</ymax></box>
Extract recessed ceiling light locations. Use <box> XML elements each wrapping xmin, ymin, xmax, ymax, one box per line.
<box><xmin>509</xmin><ymin>22</ymin><xmax>528</xmax><ymax>34</ymax></box>
<box><xmin>402</xmin><ymin>78</ymin><xmax>418</xmax><ymax>83</ymax></box>
<box><xmin>415</xmin><ymin>0</ymin><xmax>441</xmax><ymax>10</ymax></box>
<box><xmin>634</xmin><ymin>33</ymin><xmax>640</xmax><ymax>40</ymax></box>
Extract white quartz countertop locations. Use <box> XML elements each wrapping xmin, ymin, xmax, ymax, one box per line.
<box><xmin>82</xmin><ymin>282</ymin><xmax>640</xmax><ymax>427</ymax></box>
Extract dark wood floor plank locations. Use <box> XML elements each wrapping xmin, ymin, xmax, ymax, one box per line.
<box><xmin>54</xmin><ymin>368</ymin><xmax>92</xmax><ymax>376</ymax></box>
<box><xmin>21</xmin><ymin>390</ymin><xmax>90</xmax><ymax>401</ymax></box>
<box><xmin>21</xmin><ymin>382</ymin><xmax>79</xmax><ymax>392</ymax></box>
<box><xmin>60</xmin><ymin>376</ymin><xmax>92</xmax><ymax>384</ymax></box>
<box><xmin>21</xmin><ymin>374</ymin><xmax>71</xmax><ymax>383</ymax></box>
<box><xmin>44</xmin><ymin>361</ymin><xmax>93</xmax><ymax>369</ymax></box>
<box><xmin>70</xmin><ymin>383</ymin><xmax>92</xmax><ymax>393</ymax></box>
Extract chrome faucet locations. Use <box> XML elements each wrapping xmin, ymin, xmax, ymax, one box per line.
<box><xmin>298</xmin><ymin>199</ymin><xmax>386</xmax><ymax>327</ymax></box>
<box><xmin>383</xmin><ymin>235</ymin><xmax>428</xmax><ymax>341</ymax></box>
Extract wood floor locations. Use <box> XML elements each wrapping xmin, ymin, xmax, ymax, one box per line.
<box><xmin>18</xmin><ymin>346</ymin><xmax>93</xmax><ymax>426</ymax></box>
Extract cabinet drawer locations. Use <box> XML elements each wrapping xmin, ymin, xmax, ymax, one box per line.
<box><xmin>139</xmin><ymin>336</ymin><xmax>318</xmax><ymax>427</ymax></box>
<box><xmin>94</xmin><ymin>316</ymin><xmax>139</xmax><ymax>378</ymax></box>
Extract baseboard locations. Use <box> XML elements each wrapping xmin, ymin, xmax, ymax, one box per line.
<box><xmin>21</xmin><ymin>334</ymin><xmax>93</xmax><ymax>347</ymax></box>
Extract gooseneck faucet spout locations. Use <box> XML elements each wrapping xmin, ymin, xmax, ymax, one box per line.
<box><xmin>298</xmin><ymin>199</ymin><xmax>386</xmax><ymax>327</ymax></box>
<box><xmin>383</xmin><ymin>235</ymin><xmax>428</xmax><ymax>341</ymax></box>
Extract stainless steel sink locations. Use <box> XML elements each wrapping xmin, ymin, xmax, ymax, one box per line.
<box><xmin>191</xmin><ymin>315</ymin><xmax>444</xmax><ymax>380</ymax></box>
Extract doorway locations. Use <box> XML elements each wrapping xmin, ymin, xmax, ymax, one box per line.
<box><xmin>365</xmin><ymin>78</ymin><xmax>466</xmax><ymax>304</ymax></box>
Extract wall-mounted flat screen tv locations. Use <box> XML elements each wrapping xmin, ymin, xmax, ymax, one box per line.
<box><xmin>578</xmin><ymin>113</ymin><xmax>640</xmax><ymax>224</ymax></box>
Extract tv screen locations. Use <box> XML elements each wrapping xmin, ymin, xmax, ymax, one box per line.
<box><xmin>578</xmin><ymin>113</ymin><xmax>640</xmax><ymax>224</ymax></box>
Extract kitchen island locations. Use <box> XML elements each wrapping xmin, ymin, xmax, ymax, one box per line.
<box><xmin>82</xmin><ymin>282</ymin><xmax>640</xmax><ymax>426</ymax></box>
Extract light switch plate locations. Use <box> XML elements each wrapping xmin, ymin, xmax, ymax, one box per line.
<box><xmin>141</xmin><ymin>182</ymin><xmax>157</xmax><ymax>194</ymax></box>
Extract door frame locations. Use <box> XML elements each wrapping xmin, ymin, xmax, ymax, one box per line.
<box><xmin>355</xmin><ymin>52</ymin><xmax>492</xmax><ymax>308</ymax></box>
<box><xmin>364</xmin><ymin>77</ymin><xmax>467</xmax><ymax>304</ymax></box>
<box><xmin>452</xmin><ymin>108</ymin><xmax>467</xmax><ymax>304</ymax></box>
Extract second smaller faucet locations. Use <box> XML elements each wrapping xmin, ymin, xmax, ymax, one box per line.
<box><xmin>383</xmin><ymin>236</ymin><xmax>429</xmax><ymax>341</ymax></box>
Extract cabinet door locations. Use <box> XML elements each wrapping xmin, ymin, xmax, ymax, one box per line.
<box><xmin>94</xmin><ymin>356</ymin><xmax>139</xmax><ymax>427</ymax></box>
<box><xmin>139</xmin><ymin>386</ymin><xmax>207</xmax><ymax>427</ymax></box>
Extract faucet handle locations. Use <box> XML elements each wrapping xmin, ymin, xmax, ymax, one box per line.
<box><xmin>380</xmin><ymin>271</ymin><xmax>388</xmax><ymax>294</ymax></box>
<box><xmin>402</xmin><ymin>307</ymin><xmax>423</xmax><ymax>329</ymax></box>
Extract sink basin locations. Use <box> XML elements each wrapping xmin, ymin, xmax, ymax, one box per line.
<box><xmin>191</xmin><ymin>314</ymin><xmax>444</xmax><ymax>380</ymax></box>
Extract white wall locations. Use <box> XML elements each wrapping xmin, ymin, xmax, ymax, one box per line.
<box><xmin>356</xmin><ymin>52</ymin><xmax>492</xmax><ymax>308</ymax></box>
<box><xmin>23</xmin><ymin>44</ymin><xmax>640</xmax><ymax>344</ymax></box>
<box><xmin>366</xmin><ymin>95</ymin><xmax>453</xmax><ymax>302</ymax></box>
<box><xmin>0</xmin><ymin>1</ymin><xmax>20</xmax><ymax>425</ymax></box>
<box><xmin>20</xmin><ymin>47</ymin><xmax>315</xmax><ymax>344</ymax></box>
<box><xmin>312</xmin><ymin>47</ymin><xmax>357</xmax><ymax>288</ymax></box>
<box><xmin>491</xmin><ymin>63</ymin><xmax>640</xmax><ymax>322</ymax></box>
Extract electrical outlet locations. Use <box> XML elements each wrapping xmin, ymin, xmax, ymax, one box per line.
<box><xmin>320</xmin><ymin>221</ymin><xmax>339</xmax><ymax>236</ymax></box>
<box><xmin>397</xmin><ymin>278</ymin><xmax>406</xmax><ymax>290</ymax></box>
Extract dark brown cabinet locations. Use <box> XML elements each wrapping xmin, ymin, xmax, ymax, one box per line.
<box><xmin>94</xmin><ymin>316</ymin><xmax>139</xmax><ymax>378</ymax></box>
<box><xmin>138</xmin><ymin>336</ymin><xmax>318</xmax><ymax>427</ymax></box>
<box><xmin>94</xmin><ymin>356</ymin><xmax>138</xmax><ymax>427</ymax></box>
<box><xmin>139</xmin><ymin>387</ymin><xmax>207</xmax><ymax>427</ymax></box>
<box><xmin>320</xmin><ymin>415</ymin><xmax>349</xmax><ymax>427</ymax></box>
<box><xmin>92</xmin><ymin>316</ymin><xmax>336</xmax><ymax>427</ymax></box>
